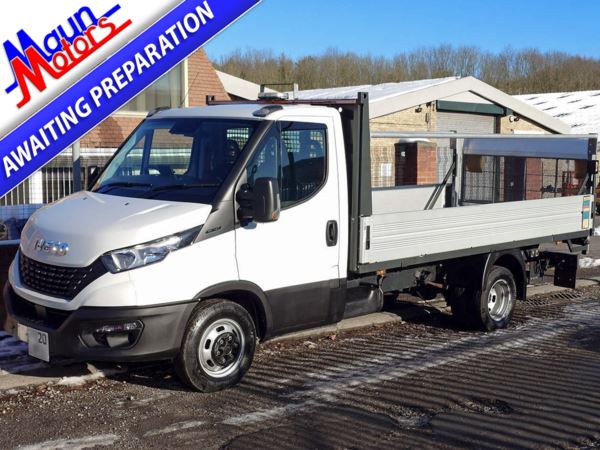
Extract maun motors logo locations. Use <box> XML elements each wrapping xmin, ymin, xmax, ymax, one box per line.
<box><xmin>3</xmin><ymin>4</ymin><xmax>132</xmax><ymax>108</ymax></box>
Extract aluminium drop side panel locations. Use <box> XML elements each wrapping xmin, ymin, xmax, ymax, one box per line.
<box><xmin>359</xmin><ymin>195</ymin><xmax>591</xmax><ymax>265</ymax></box>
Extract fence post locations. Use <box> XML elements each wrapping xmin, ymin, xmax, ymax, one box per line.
<box><xmin>72</xmin><ymin>140</ymin><xmax>82</xmax><ymax>192</ymax></box>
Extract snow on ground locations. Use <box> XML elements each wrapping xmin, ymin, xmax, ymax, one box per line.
<box><xmin>0</xmin><ymin>331</ymin><xmax>26</xmax><ymax>358</ymax></box>
<box><xmin>0</xmin><ymin>331</ymin><xmax>49</xmax><ymax>376</ymax></box>
<box><xmin>19</xmin><ymin>434</ymin><xmax>119</xmax><ymax>450</ymax></box>
<box><xmin>580</xmin><ymin>257</ymin><xmax>600</xmax><ymax>268</ymax></box>
<box><xmin>143</xmin><ymin>420</ymin><xmax>206</xmax><ymax>437</ymax></box>
<box><xmin>56</xmin><ymin>367</ymin><xmax>125</xmax><ymax>387</ymax></box>
<box><xmin>0</xmin><ymin>330</ymin><xmax>129</xmax><ymax>389</ymax></box>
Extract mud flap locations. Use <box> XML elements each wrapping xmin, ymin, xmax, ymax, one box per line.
<box><xmin>543</xmin><ymin>252</ymin><xmax>579</xmax><ymax>289</ymax></box>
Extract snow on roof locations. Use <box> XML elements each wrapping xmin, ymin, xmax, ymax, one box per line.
<box><xmin>292</xmin><ymin>76</ymin><xmax>569</xmax><ymax>133</ymax></box>
<box><xmin>296</xmin><ymin>77</ymin><xmax>460</xmax><ymax>102</ymax></box>
<box><xmin>515</xmin><ymin>90</ymin><xmax>600</xmax><ymax>135</ymax></box>
<box><xmin>215</xmin><ymin>72</ymin><xmax>570</xmax><ymax>133</ymax></box>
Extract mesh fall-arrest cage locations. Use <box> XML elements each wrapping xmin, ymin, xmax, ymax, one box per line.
<box><xmin>368</xmin><ymin>132</ymin><xmax>597</xmax><ymax>212</ymax></box>
<box><xmin>460</xmin><ymin>136</ymin><xmax>596</xmax><ymax>206</ymax></box>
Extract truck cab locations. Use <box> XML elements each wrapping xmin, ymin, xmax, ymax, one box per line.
<box><xmin>4</xmin><ymin>102</ymin><xmax>351</xmax><ymax>392</ymax></box>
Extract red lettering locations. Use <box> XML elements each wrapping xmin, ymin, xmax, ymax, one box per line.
<box><xmin>97</xmin><ymin>17</ymin><xmax>116</xmax><ymax>34</ymax></box>
<box><xmin>11</xmin><ymin>47</ymin><xmax>63</xmax><ymax>108</ymax></box>
<box><xmin>9</xmin><ymin>16</ymin><xmax>132</xmax><ymax>108</ymax></box>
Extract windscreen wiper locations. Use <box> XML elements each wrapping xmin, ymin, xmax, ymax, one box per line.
<box><xmin>148</xmin><ymin>183</ymin><xmax>220</xmax><ymax>192</ymax></box>
<box><xmin>142</xmin><ymin>183</ymin><xmax>221</xmax><ymax>197</ymax></box>
<box><xmin>96</xmin><ymin>181</ymin><xmax>152</xmax><ymax>192</ymax></box>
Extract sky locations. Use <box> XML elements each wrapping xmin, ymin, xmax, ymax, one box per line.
<box><xmin>205</xmin><ymin>0</ymin><xmax>600</xmax><ymax>61</ymax></box>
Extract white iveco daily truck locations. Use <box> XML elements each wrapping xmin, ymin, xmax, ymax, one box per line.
<box><xmin>3</xmin><ymin>94</ymin><xmax>597</xmax><ymax>392</ymax></box>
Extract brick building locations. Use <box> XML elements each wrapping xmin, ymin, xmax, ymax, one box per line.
<box><xmin>81</xmin><ymin>48</ymin><xmax>230</xmax><ymax>152</ymax></box>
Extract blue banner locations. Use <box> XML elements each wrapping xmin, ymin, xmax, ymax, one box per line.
<box><xmin>0</xmin><ymin>0</ymin><xmax>260</xmax><ymax>197</ymax></box>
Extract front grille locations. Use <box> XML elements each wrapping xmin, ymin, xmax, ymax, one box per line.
<box><xmin>19</xmin><ymin>252</ymin><xmax>107</xmax><ymax>300</ymax></box>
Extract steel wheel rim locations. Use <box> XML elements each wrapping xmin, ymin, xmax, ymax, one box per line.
<box><xmin>198</xmin><ymin>318</ymin><xmax>245</xmax><ymax>378</ymax></box>
<box><xmin>488</xmin><ymin>279</ymin><xmax>512</xmax><ymax>321</ymax></box>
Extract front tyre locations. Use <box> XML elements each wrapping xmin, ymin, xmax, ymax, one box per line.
<box><xmin>175</xmin><ymin>299</ymin><xmax>256</xmax><ymax>392</ymax></box>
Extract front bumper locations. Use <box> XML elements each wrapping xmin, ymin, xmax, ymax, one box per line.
<box><xmin>3</xmin><ymin>282</ymin><xmax>195</xmax><ymax>362</ymax></box>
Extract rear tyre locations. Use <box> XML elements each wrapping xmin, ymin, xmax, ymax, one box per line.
<box><xmin>175</xmin><ymin>299</ymin><xmax>256</xmax><ymax>392</ymax></box>
<box><xmin>447</xmin><ymin>266</ymin><xmax>517</xmax><ymax>331</ymax></box>
<box><xmin>479</xmin><ymin>266</ymin><xmax>517</xmax><ymax>330</ymax></box>
<box><xmin>446</xmin><ymin>286</ymin><xmax>475</xmax><ymax>328</ymax></box>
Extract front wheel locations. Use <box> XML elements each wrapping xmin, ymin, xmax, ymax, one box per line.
<box><xmin>175</xmin><ymin>299</ymin><xmax>256</xmax><ymax>392</ymax></box>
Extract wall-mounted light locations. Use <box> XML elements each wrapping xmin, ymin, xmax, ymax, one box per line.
<box><xmin>415</xmin><ymin>105</ymin><xmax>423</xmax><ymax>113</ymax></box>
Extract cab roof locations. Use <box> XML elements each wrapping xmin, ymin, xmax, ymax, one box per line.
<box><xmin>148</xmin><ymin>103</ymin><xmax>334</xmax><ymax>120</ymax></box>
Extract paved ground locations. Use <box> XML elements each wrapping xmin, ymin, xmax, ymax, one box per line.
<box><xmin>0</xmin><ymin>282</ymin><xmax>600</xmax><ymax>449</ymax></box>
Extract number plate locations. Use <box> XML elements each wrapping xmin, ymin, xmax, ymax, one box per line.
<box><xmin>16</xmin><ymin>324</ymin><xmax>28</xmax><ymax>342</ymax></box>
<box><xmin>27</xmin><ymin>328</ymin><xmax>50</xmax><ymax>362</ymax></box>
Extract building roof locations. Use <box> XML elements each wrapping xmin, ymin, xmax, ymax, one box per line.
<box><xmin>294</xmin><ymin>76</ymin><xmax>570</xmax><ymax>134</ymax></box>
<box><xmin>297</xmin><ymin>77</ymin><xmax>459</xmax><ymax>102</ymax></box>
<box><xmin>216</xmin><ymin>70</ymin><xmax>276</xmax><ymax>100</ymax></box>
<box><xmin>215</xmin><ymin>72</ymin><xmax>570</xmax><ymax>134</ymax></box>
<box><xmin>514</xmin><ymin>90</ymin><xmax>600</xmax><ymax>135</ymax></box>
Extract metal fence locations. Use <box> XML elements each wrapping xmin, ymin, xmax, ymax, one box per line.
<box><xmin>0</xmin><ymin>146</ymin><xmax>115</xmax><ymax>222</ymax></box>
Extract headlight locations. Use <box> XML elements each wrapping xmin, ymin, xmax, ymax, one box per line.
<box><xmin>101</xmin><ymin>226</ymin><xmax>201</xmax><ymax>273</ymax></box>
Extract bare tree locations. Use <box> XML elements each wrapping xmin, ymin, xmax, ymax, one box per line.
<box><xmin>215</xmin><ymin>46</ymin><xmax>600</xmax><ymax>94</ymax></box>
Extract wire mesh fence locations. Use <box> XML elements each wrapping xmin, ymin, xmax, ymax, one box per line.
<box><xmin>0</xmin><ymin>148</ymin><xmax>114</xmax><ymax>223</ymax></box>
<box><xmin>461</xmin><ymin>156</ymin><xmax>584</xmax><ymax>205</ymax></box>
<box><xmin>371</xmin><ymin>139</ymin><xmax>455</xmax><ymax>188</ymax></box>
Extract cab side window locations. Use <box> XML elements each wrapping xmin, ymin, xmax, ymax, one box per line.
<box><xmin>280</xmin><ymin>122</ymin><xmax>327</xmax><ymax>208</ymax></box>
<box><xmin>245</xmin><ymin>128</ymin><xmax>280</xmax><ymax>188</ymax></box>
<box><xmin>245</xmin><ymin>122</ymin><xmax>327</xmax><ymax>209</ymax></box>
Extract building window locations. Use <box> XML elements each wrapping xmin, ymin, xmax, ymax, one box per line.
<box><xmin>121</xmin><ymin>63</ymin><xmax>185</xmax><ymax>113</ymax></box>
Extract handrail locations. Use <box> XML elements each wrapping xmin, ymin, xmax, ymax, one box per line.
<box><xmin>371</xmin><ymin>132</ymin><xmax>597</xmax><ymax>139</ymax></box>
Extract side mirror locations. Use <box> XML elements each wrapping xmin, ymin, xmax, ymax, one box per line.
<box><xmin>236</xmin><ymin>177</ymin><xmax>281</xmax><ymax>224</ymax></box>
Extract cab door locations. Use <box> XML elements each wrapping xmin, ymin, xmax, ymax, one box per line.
<box><xmin>234</xmin><ymin>118</ymin><xmax>342</xmax><ymax>335</ymax></box>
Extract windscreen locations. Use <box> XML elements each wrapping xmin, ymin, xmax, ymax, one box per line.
<box><xmin>93</xmin><ymin>118</ymin><xmax>259</xmax><ymax>204</ymax></box>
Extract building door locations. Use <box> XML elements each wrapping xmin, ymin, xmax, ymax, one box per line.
<box><xmin>437</xmin><ymin>111</ymin><xmax>497</xmax><ymax>203</ymax></box>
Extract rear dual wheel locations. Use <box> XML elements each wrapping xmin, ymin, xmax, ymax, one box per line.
<box><xmin>447</xmin><ymin>266</ymin><xmax>516</xmax><ymax>331</ymax></box>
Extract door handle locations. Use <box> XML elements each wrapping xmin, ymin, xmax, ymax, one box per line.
<box><xmin>326</xmin><ymin>220</ymin><xmax>338</xmax><ymax>247</ymax></box>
